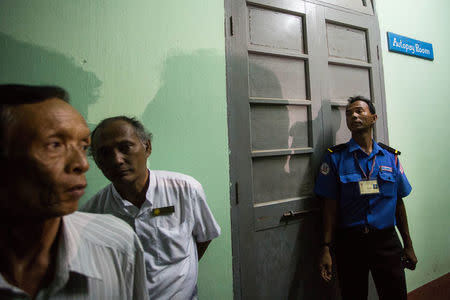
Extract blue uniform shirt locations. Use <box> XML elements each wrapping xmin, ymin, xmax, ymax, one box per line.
<box><xmin>314</xmin><ymin>139</ymin><xmax>412</xmax><ymax>229</ymax></box>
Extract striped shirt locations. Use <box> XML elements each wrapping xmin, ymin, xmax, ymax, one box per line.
<box><xmin>0</xmin><ymin>212</ymin><xmax>149</xmax><ymax>300</ymax></box>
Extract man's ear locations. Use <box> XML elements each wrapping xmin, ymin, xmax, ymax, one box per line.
<box><xmin>145</xmin><ymin>141</ymin><xmax>152</xmax><ymax>157</ymax></box>
<box><xmin>372</xmin><ymin>113</ymin><xmax>378</xmax><ymax>124</ymax></box>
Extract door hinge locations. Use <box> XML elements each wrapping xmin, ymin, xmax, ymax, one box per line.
<box><xmin>377</xmin><ymin>45</ymin><xmax>380</xmax><ymax>60</ymax></box>
<box><xmin>230</xmin><ymin>16</ymin><xmax>234</xmax><ymax>36</ymax></box>
<box><xmin>235</xmin><ymin>182</ymin><xmax>239</xmax><ymax>205</ymax></box>
<box><xmin>362</xmin><ymin>0</ymin><xmax>367</xmax><ymax>7</ymax></box>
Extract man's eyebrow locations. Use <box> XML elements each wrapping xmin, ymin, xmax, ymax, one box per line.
<box><xmin>118</xmin><ymin>140</ymin><xmax>135</xmax><ymax>144</ymax></box>
<box><xmin>45</xmin><ymin>132</ymin><xmax>67</xmax><ymax>139</ymax></box>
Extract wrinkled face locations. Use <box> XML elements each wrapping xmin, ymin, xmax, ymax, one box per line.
<box><xmin>1</xmin><ymin>98</ymin><xmax>90</xmax><ymax>220</ymax></box>
<box><xmin>92</xmin><ymin>120</ymin><xmax>151</xmax><ymax>187</ymax></box>
<box><xmin>345</xmin><ymin>100</ymin><xmax>377</xmax><ymax>133</ymax></box>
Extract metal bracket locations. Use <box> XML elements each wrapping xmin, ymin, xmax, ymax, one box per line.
<box><xmin>280</xmin><ymin>208</ymin><xmax>320</xmax><ymax>223</ymax></box>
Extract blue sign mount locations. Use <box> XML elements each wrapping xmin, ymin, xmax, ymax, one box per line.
<box><xmin>387</xmin><ymin>32</ymin><xmax>434</xmax><ymax>61</ymax></box>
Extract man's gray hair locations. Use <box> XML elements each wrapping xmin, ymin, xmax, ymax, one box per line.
<box><xmin>90</xmin><ymin>116</ymin><xmax>153</xmax><ymax>157</ymax></box>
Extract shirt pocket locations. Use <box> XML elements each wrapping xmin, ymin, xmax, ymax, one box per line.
<box><xmin>155</xmin><ymin>221</ymin><xmax>191</xmax><ymax>266</ymax></box>
<box><xmin>339</xmin><ymin>173</ymin><xmax>361</xmax><ymax>199</ymax></box>
<box><xmin>378</xmin><ymin>172</ymin><xmax>396</xmax><ymax>197</ymax></box>
<box><xmin>339</xmin><ymin>173</ymin><xmax>361</xmax><ymax>183</ymax></box>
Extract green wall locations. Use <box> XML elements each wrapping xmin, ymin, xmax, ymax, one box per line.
<box><xmin>0</xmin><ymin>1</ymin><xmax>232</xmax><ymax>299</ymax></box>
<box><xmin>375</xmin><ymin>0</ymin><xmax>450</xmax><ymax>291</ymax></box>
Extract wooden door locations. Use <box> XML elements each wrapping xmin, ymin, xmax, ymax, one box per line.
<box><xmin>225</xmin><ymin>1</ymin><xmax>385</xmax><ymax>298</ymax></box>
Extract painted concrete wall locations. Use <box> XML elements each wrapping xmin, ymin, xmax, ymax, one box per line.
<box><xmin>375</xmin><ymin>0</ymin><xmax>450</xmax><ymax>292</ymax></box>
<box><xmin>0</xmin><ymin>1</ymin><xmax>232</xmax><ymax>299</ymax></box>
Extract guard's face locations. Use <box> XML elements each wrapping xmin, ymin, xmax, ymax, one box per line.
<box><xmin>1</xmin><ymin>98</ymin><xmax>90</xmax><ymax>219</ymax></box>
<box><xmin>345</xmin><ymin>100</ymin><xmax>377</xmax><ymax>133</ymax></box>
<box><xmin>93</xmin><ymin>120</ymin><xmax>151</xmax><ymax>187</ymax></box>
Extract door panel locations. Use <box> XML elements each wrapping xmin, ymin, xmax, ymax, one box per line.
<box><xmin>248</xmin><ymin>6</ymin><xmax>305</xmax><ymax>52</ymax></box>
<box><xmin>252</xmin><ymin>217</ymin><xmax>322</xmax><ymax>299</ymax></box>
<box><xmin>249</xmin><ymin>54</ymin><xmax>307</xmax><ymax>99</ymax></box>
<box><xmin>252</xmin><ymin>155</ymin><xmax>313</xmax><ymax>204</ymax></box>
<box><xmin>226</xmin><ymin>0</ymin><xmax>386</xmax><ymax>298</ymax></box>
<box><xmin>251</xmin><ymin>105</ymin><xmax>309</xmax><ymax>150</ymax></box>
<box><xmin>326</xmin><ymin>22</ymin><xmax>368</xmax><ymax>61</ymax></box>
<box><xmin>328</xmin><ymin>64</ymin><xmax>371</xmax><ymax>100</ymax></box>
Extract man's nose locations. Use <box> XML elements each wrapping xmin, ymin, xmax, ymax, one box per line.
<box><xmin>67</xmin><ymin>146</ymin><xmax>89</xmax><ymax>174</ymax></box>
<box><xmin>112</xmin><ymin>148</ymin><xmax>125</xmax><ymax>165</ymax></box>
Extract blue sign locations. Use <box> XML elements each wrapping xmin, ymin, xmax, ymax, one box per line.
<box><xmin>387</xmin><ymin>32</ymin><xmax>434</xmax><ymax>61</ymax></box>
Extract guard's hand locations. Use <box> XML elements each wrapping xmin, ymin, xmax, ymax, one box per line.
<box><xmin>319</xmin><ymin>247</ymin><xmax>333</xmax><ymax>282</ymax></box>
<box><xmin>402</xmin><ymin>247</ymin><xmax>418</xmax><ymax>270</ymax></box>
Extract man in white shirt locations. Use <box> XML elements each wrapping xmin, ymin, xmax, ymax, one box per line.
<box><xmin>0</xmin><ymin>85</ymin><xmax>148</xmax><ymax>300</ymax></box>
<box><xmin>81</xmin><ymin>116</ymin><xmax>221</xmax><ymax>300</ymax></box>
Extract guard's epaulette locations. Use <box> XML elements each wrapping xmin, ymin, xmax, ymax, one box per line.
<box><xmin>327</xmin><ymin>143</ymin><xmax>347</xmax><ymax>153</ymax></box>
<box><xmin>378</xmin><ymin>142</ymin><xmax>401</xmax><ymax>155</ymax></box>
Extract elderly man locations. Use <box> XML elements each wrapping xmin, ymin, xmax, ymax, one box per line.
<box><xmin>81</xmin><ymin>116</ymin><xmax>221</xmax><ymax>300</ymax></box>
<box><xmin>0</xmin><ymin>85</ymin><xmax>148</xmax><ymax>300</ymax></box>
<box><xmin>315</xmin><ymin>96</ymin><xmax>417</xmax><ymax>299</ymax></box>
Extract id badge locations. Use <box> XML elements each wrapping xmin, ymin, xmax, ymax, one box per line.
<box><xmin>358</xmin><ymin>180</ymin><xmax>379</xmax><ymax>195</ymax></box>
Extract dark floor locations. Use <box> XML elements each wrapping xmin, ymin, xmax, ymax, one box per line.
<box><xmin>408</xmin><ymin>273</ymin><xmax>450</xmax><ymax>300</ymax></box>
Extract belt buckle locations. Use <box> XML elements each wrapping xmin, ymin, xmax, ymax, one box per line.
<box><xmin>362</xmin><ymin>226</ymin><xmax>370</xmax><ymax>234</ymax></box>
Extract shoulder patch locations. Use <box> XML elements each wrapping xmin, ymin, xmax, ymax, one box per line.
<box><xmin>327</xmin><ymin>143</ymin><xmax>347</xmax><ymax>153</ymax></box>
<box><xmin>378</xmin><ymin>142</ymin><xmax>401</xmax><ymax>155</ymax></box>
<box><xmin>320</xmin><ymin>162</ymin><xmax>330</xmax><ymax>175</ymax></box>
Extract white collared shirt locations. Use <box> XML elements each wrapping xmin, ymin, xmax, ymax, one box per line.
<box><xmin>82</xmin><ymin>170</ymin><xmax>221</xmax><ymax>300</ymax></box>
<box><xmin>0</xmin><ymin>212</ymin><xmax>149</xmax><ymax>300</ymax></box>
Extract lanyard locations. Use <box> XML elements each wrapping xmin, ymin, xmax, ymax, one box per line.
<box><xmin>353</xmin><ymin>152</ymin><xmax>376</xmax><ymax>180</ymax></box>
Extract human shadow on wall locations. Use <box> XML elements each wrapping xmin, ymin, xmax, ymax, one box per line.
<box><xmin>0</xmin><ymin>32</ymin><xmax>102</xmax><ymax>124</ymax></box>
<box><xmin>142</xmin><ymin>49</ymin><xmax>226</xmax><ymax>176</ymax></box>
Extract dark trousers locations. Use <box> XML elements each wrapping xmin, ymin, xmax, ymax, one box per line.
<box><xmin>335</xmin><ymin>227</ymin><xmax>406</xmax><ymax>300</ymax></box>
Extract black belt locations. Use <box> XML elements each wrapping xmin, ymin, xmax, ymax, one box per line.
<box><xmin>338</xmin><ymin>225</ymin><xmax>394</xmax><ymax>235</ymax></box>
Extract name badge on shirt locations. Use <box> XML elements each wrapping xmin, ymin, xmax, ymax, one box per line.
<box><xmin>358</xmin><ymin>180</ymin><xmax>379</xmax><ymax>195</ymax></box>
<box><xmin>152</xmin><ymin>206</ymin><xmax>175</xmax><ymax>216</ymax></box>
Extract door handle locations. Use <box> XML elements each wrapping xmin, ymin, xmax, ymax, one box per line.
<box><xmin>280</xmin><ymin>208</ymin><xmax>320</xmax><ymax>222</ymax></box>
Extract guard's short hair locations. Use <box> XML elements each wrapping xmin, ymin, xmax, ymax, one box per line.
<box><xmin>0</xmin><ymin>84</ymin><xmax>69</xmax><ymax>159</ymax></box>
<box><xmin>347</xmin><ymin>95</ymin><xmax>376</xmax><ymax>114</ymax></box>
<box><xmin>90</xmin><ymin>116</ymin><xmax>153</xmax><ymax>158</ymax></box>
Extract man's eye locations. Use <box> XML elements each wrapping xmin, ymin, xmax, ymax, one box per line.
<box><xmin>119</xmin><ymin>144</ymin><xmax>131</xmax><ymax>153</ymax></box>
<box><xmin>47</xmin><ymin>141</ymin><xmax>62</xmax><ymax>150</ymax></box>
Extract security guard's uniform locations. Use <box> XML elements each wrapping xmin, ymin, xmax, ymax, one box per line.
<box><xmin>314</xmin><ymin>138</ymin><xmax>411</xmax><ymax>299</ymax></box>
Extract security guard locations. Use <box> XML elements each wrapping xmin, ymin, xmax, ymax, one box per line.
<box><xmin>315</xmin><ymin>96</ymin><xmax>417</xmax><ymax>300</ymax></box>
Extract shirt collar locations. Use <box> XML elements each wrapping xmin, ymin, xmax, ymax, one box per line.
<box><xmin>111</xmin><ymin>168</ymin><xmax>154</xmax><ymax>209</ymax></box>
<box><xmin>0</xmin><ymin>275</ymin><xmax>24</xmax><ymax>294</ymax></box>
<box><xmin>348</xmin><ymin>138</ymin><xmax>384</xmax><ymax>157</ymax></box>
<box><xmin>372</xmin><ymin>140</ymin><xmax>383</xmax><ymax>156</ymax></box>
